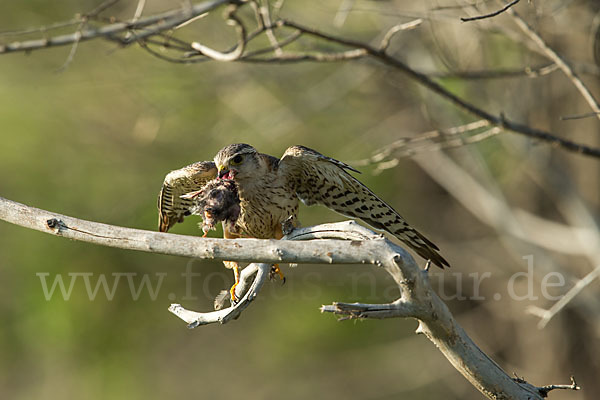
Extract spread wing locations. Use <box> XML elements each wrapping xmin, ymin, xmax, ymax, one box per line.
<box><xmin>157</xmin><ymin>161</ymin><xmax>217</xmax><ymax>232</ymax></box>
<box><xmin>278</xmin><ymin>145</ymin><xmax>449</xmax><ymax>268</ymax></box>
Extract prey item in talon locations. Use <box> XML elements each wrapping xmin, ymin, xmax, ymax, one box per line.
<box><xmin>181</xmin><ymin>179</ymin><xmax>241</xmax><ymax>236</ymax></box>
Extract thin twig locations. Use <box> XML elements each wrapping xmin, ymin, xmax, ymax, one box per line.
<box><xmin>138</xmin><ymin>41</ymin><xmax>204</xmax><ymax>64</ymax></box>
<box><xmin>358</xmin><ymin>128</ymin><xmax>501</xmax><ymax>171</ymax></box>
<box><xmin>56</xmin><ymin>24</ymin><xmax>84</xmax><ymax>72</ymax></box>
<box><xmin>367</xmin><ymin>128</ymin><xmax>501</xmax><ymax>171</ymax></box>
<box><xmin>123</xmin><ymin>0</ymin><xmax>148</xmax><ymax>41</ymax></box>
<box><xmin>379</xmin><ymin>19</ymin><xmax>423</xmax><ymax>51</ymax></box>
<box><xmin>321</xmin><ymin>300</ymin><xmax>417</xmax><ymax>320</ymax></box>
<box><xmin>0</xmin><ymin>19</ymin><xmax>83</xmax><ymax>37</ymax></box>
<box><xmin>354</xmin><ymin>120</ymin><xmax>495</xmax><ymax>167</ymax></box>
<box><xmin>142</xmin><ymin>37</ymin><xmax>192</xmax><ymax>52</ymax></box>
<box><xmin>258</xmin><ymin>0</ymin><xmax>283</xmax><ymax>56</ymax></box>
<box><xmin>132</xmin><ymin>0</ymin><xmax>146</xmax><ymax>22</ymax></box>
<box><xmin>560</xmin><ymin>112</ymin><xmax>600</xmax><ymax>121</ymax></box>
<box><xmin>461</xmin><ymin>0</ymin><xmax>521</xmax><ymax>22</ymax></box>
<box><xmin>244</xmin><ymin>48</ymin><xmax>368</xmax><ymax>63</ymax></box>
<box><xmin>191</xmin><ymin>5</ymin><xmax>246</xmax><ymax>61</ymax></box>
<box><xmin>175</xmin><ymin>13</ymin><xmax>209</xmax><ymax>30</ymax></box>
<box><xmin>429</xmin><ymin>63</ymin><xmax>559</xmax><ymax>80</ymax></box>
<box><xmin>507</xmin><ymin>8</ymin><xmax>600</xmax><ymax>122</ymax></box>
<box><xmin>527</xmin><ymin>265</ymin><xmax>600</xmax><ymax>329</ymax></box>
<box><xmin>58</xmin><ymin>0</ymin><xmax>124</xmax><ymax>71</ymax></box>
<box><xmin>537</xmin><ymin>376</ymin><xmax>580</xmax><ymax>396</ymax></box>
<box><xmin>242</xmin><ymin>30</ymin><xmax>301</xmax><ymax>58</ymax></box>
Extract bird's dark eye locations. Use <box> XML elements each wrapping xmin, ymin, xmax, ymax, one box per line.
<box><xmin>231</xmin><ymin>155</ymin><xmax>243</xmax><ymax>165</ymax></box>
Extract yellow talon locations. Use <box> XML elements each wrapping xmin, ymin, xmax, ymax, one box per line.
<box><xmin>229</xmin><ymin>282</ymin><xmax>239</xmax><ymax>302</ymax></box>
<box><xmin>224</xmin><ymin>261</ymin><xmax>241</xmax><ymax>302</ymax></box>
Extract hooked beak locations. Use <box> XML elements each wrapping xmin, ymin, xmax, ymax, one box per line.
<box><xmin>218</xmin><ymin>167</ymin><xmax>233</xmax><ymax>180</ymax></box>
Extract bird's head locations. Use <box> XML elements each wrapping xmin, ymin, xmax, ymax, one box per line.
<box><xmin>214</xmin><ymin>143</ymin><xmax>259</xmax><ymax>182</ymax></box>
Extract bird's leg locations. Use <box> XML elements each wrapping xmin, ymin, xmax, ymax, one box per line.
<box><xmin>223</xmin><ymin>226</ymin><xmax>243</xmax><ymax>302</ymax></box>
<box><xmin>223</xmin><ymin>260</ymin><xmax>241</xmax><ymax>302</ymax></box>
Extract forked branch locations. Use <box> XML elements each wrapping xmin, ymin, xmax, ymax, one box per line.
<box><xmin>0</xmin><ymin>195</ymin><xmax>579</xmax><ymax>399</ymax></box>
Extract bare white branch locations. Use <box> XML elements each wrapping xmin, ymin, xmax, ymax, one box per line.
<box><xmin>132</xmin><ymin>0</ymin><xmax>147</xmax><ymax>22</ymax></box>
<box><xmin>258</xmin><ymin>1</ymin><xmax>283</xmax><ymax>56</ymax></box>
<box><xmin>169</xmin><ymin>263</ymin><xmax>270</xmax><ymax>327</ymax></box>
<box><xmin>321</xmin><ymin>300</ymin><xmax>418</xmax><ymax>320</ymax></box>
<box><xmin>168</xmin><ymin>221</ymin><xmax>384</xmax><ymax>327</ymax></box>
<box><xmin>191</xmin><ymin>5</ymin><xmax>246</xmax><ymax>61</ymax></box>
<box><xmin>0</xmin><ymin>195</ymin><xmax>572</xmax><ymax>399</ymax></box>
<box><xmin>379</xmin><ymin>19</ymin><xmax>423</xmax><ymax>51</ymax></box>
<box><xmin>0</xmin><ymin>0</ymin><xmax>230</xmax><ymax>54</ymax></box>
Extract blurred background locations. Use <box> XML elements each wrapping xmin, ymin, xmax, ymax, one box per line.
<box><xmin>0</xmin><ymin>0</ymin><xmax>599</xmax><ymax>399</ymax></box>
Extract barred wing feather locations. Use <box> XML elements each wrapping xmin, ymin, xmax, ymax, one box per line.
<box><xmin>157</xmin><ymin>161</ymin><xmax>217</xmax><ymax>232</ymax></box>
<box><xmin>278</xmin><ymin>146</ymin><xmax>449</xmax><ymax>268</ymax></box>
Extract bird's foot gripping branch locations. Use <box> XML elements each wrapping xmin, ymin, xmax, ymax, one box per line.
<box><xmin>0</xmin><ymin>196</ymin><xmax>580</xmax><ymax>400</ymax></box>
<box><xmin>165</xmin><ymin>220</ymin><xmax>578</xmax><ymax>400</ymax></box>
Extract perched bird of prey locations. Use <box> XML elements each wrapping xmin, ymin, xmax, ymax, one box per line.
<box><xmin>158</xmin><ymin>144</ymin><xmax>449</xmax><ymax>301</ymax></box>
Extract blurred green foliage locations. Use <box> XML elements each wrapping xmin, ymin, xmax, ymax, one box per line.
<box><xmin>0</xmin><ymin>2</ymin><xmax>459</xmax><ymax>399</ymax></box>
<box><xmin>3</xmin><ymin>1</ymin><xmax>598</xmax><ymax>399</ymax></box>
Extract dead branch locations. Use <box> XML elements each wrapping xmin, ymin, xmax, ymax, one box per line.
<box><xmin>537</xmin><ymin>376</ymin><xmax>580</xmax><ymax>397</ymax></box>
<box><xmin>0</xmin><ymin>194</ymin><xmax>579</xmax><ymax>399</ymax></box>
<box><xmin>0</xmin><ymin>0</ymin><xmax>231</xmax><ymax>54</ymax></box>
<box><xmin>169</xmin><ymin>262</ymin><xmax>271</xmax><ymax>327</ymax></box>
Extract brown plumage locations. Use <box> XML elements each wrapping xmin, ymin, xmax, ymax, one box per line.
<box><xmin>157</xmin><ymin>144</ymin><xmax>449</xmax><ymax>268</ymax></box>
<box><xmin>158</xmin><ymin>161</ymin><xmax>217</xmax><ymax>232</ymax></box>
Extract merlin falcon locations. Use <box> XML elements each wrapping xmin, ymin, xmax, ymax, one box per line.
<box><xmin>158</xmin><ymin>144</ymin><xmax>449</xmax><ymax>300</ymax></box>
